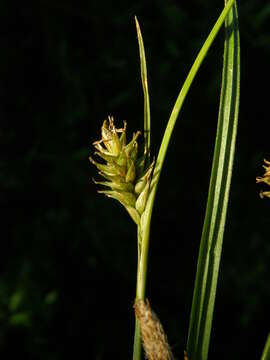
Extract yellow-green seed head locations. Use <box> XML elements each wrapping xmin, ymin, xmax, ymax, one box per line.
<box><xmin>90</xmin><ymin>116</ymin><xmax>154</xmax><ymax>224</ymax></box>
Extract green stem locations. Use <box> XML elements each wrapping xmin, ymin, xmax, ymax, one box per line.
<box><xmin>133</xmin><ymin>225</ymin><xmax>148</xmax><ymax>359</ymax></box>
<box><xmin>133</xmin><ymin>318</ymin><xmax>142</xmax><ymax>360</ymax></box>
<box><xmin>133</xmin><ymin>227</ymin><xmax>142</xmax><ymax>359</ymax></box>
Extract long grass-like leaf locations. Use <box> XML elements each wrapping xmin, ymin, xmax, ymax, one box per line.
<box><xmin>133</xmin><ymin>16</ymin><xmax>151</xmax><ymax>360</ymax></box>
<box><xmin>186</xmin><ymin>2</ymin><xmax>240</xmax><ymax>360</ymax></box>
<box><xmin>261</xmin><ymin>333</ymin><xmax>270</xmax><ymax>360</ymax></box>
<box><xmin>135</xmin><ymin>16</ymin><xmax>151</xmax><ymax>165</ymax></box>
<box><xmin>141</xmin><ymin>0</ymin><xmax>235</xmax><ymax>236</ymax></box>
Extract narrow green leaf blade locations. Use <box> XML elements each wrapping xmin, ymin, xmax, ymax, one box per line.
<box><xmin>142</xmin><ymin>0</ymin><xmax>235</xmax><ymax>232</ymax></box>
<box><xmin>186</xmin><ymin>2</ymin><xmax>240</xmax><ymax>360</ymax></box>
<box><xmin>261</xmin><ymin>333</ymin><xmax>270</xmax><ymax>360</ymax></box>
<box><xmin>133</xmin><ymin>17</ymin><xmax>151</xmax><ymax>360</ymax></box>
<box><xmin>135</xmin><ymin>16</ymin><xmax>151</xmax><ymax>165</ymax></box>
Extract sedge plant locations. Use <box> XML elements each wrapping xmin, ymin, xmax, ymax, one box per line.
<box><xmin>90</xmin><ymin>0</ymin><xmax>248</xmax><ymax>359</ymax></box>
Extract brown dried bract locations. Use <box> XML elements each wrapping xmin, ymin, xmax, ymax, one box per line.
<box><xmin>134</xmin><ymin>299</ymin><xmax>174</xmax><ymax>360</ymax></box>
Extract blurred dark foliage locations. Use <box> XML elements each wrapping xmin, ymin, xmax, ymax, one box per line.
<box><xmin>0</xmin><ymin>0</ymin><xmax>269</xmax><ymax>359</ymax></box>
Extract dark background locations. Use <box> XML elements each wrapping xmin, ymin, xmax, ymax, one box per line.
<box><xmin>1</xmin><ymin>0</ymin><xmax>269</xmax><ymax>359</ymax></box>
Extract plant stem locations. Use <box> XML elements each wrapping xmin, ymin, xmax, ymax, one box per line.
<box><xmin>133</xmin><ymin>225</ymin><xmax>150</xmax><ymax>359</ymax></box>
<box><xmin>133</xmin><ymin>318</ymin><xmax>142</xmax><ymax>360</ymax></box>
<box><xmin>133</xmin><ymin>227</ymin><xmax>142</xmax><ymax>359</ymax></box>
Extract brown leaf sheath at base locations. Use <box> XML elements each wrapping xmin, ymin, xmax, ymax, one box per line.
<box><xmin>134</xmin><ymin>299</ymin><xmax>174</xmax><ymax>360</ymax></box>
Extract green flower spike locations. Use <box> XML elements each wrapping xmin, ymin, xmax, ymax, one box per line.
<box><xmin>90</xmin><ymin>116</ymin><xmax>154</xmax><ymax>225</ymax></box>
<box><xmin>256</xmin><ymin>159</ymin><xmax>270</xmax><ymax>199</ymax></box>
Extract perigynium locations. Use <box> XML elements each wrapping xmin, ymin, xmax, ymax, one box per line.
<box><xmin>90</xmin><ymin>116</ymin><xmax>154</xmax><ymax>227</ymax></box>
